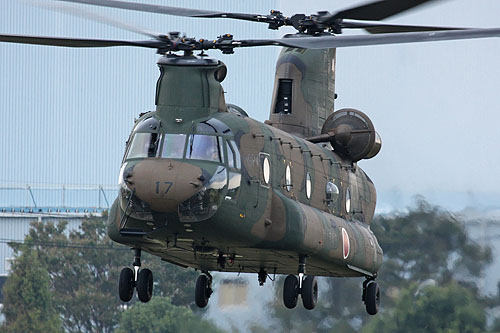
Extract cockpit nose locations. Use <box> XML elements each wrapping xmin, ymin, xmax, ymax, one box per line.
<box><xmin>120</xmin><ymin>159</ymin><xmax>207</xmax><ymax>213</ymax></box>
<box><xmin>120</xmin><ymin>115</ymin><xmax>239</xmax><ymax>222</ymax></box>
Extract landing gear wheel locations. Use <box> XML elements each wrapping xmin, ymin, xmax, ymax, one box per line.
<box><xmin>302</xmin><ymin>275</ymin><xmax>318</xmax><ymax>310</ymax></box>
<box><xmin>195</xmin><ymin>275</ymin><xmax>212</xmax><ymax>308</ymax></box>
<box><xmin>118</xmin><ymin>267</ymin><xmax>134</xmax><ymax>302</ymax></box>
<box><xmin>365</xmin><ymin>281</ymin><xmax>380</xmax><ymax>315</ymax></box>
<box><xmin>283</xmin><ymin>274</ymin><xmax>299</xmax><ymax>309</ymax></box>
<box><xmin>137</xmin><ymin>268</ymin><xmax>153</xmax><ymax>303</ymax></box>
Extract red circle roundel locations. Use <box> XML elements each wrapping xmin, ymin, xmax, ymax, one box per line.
<box><xmin>342</xmin><ymin>228</ymin><xmax>350</xmax><ymax>259</ymax></box>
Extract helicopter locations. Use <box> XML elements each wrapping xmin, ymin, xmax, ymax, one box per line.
<box><xmin>2</xmin><ymin>0</ymin><xmax>500</xmax><ymax>315</ymax></box>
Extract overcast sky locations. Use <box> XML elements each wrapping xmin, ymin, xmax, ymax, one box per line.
<box><xmin>1</xmin><ymin>0</ymin><xmax>499</xmax><ymax>211</ymax></box>
<box><xmin>281</xmin><ymin>0</ymin><xmax>500</xmax><ymax>211</ymax></box>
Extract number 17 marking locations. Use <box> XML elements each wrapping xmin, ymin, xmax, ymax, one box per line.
<box><xmin>155</xmin><ymin>181</ymin><xmax>173</xmax><ymax>195</ymax></box>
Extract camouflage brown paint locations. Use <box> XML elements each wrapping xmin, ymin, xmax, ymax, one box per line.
<box><xmin>108</xmin><ymin>50</ymin><xmax>383</xmax><ymax>279</ymax></box>
<box><xmin>268</xmin><ymin>48</ymin><xmax>336</xmax><ymax>138</ymax></box>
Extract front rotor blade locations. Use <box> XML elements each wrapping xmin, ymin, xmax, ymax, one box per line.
<box><xmin>57</xmin><ymin>0</ymin><xmax>261</xmax><ymax>21</ymax></box>
<box><xmin>243</xmin><ymin>28</ymin><xmax>500</xmax><ymax>50</ymax></box>
<box><xmin>35</xmin><ymin>1</ymin><xmax>162</xmax><ymax>39</ymax></box>
<box><xmin>331</xmin><ymin>0</ymin><xmax>435</xmax><ymax>21</ymax></box>
<box><xmin>341</xmin><ymin>20</ymin><xmax>465</xmax><ymax>34</ymax></box>
<box><xmin>0</xmin><ymin>33</ymin><xmax>161</xmax><ymax>48</ymax></box>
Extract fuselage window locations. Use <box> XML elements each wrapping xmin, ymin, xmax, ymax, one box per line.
<box><xmin>326</xmin><ymin>181</ymin><xmax>339</xmax><ymax>204</ymax></box>
<box><xmin>161</xmin><ymin>134</ymin><xmax>186</xmax><ymax>159</ymax></box>
<box><xmin>306</xmin><ymin>172</ymin><xmax>312</xmax><ymax>199</ymax></box>
<box><xmin>126</xmin><ymin>132</ymin><xmax>159</xmax><ymax>159</ymax></box>
<box><xmin>261</xmin><ymin>154</ymin><xmax>271</xmax><ymax>185</ymax></box>
<box><xmin>284</xmin><ymin>164</ymin><xmax>292</xmax><ymax>192</ymax></box>
<box><xmin>345</xmin><ymin>188</ymin><xmax>351</xmax><ymax>213</ymax></box>
<box><xmin>186</xmin><ymin>134</ymin><xmax>222</xmax><ymax>162</ymax></box>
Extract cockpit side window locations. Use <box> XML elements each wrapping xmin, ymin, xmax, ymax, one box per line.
<box><xmin>229</xmin><ymin>140</ymin><xmax>241</xmax><ymax>169</ymax></box>
<box><xmin>225</xmin><ymin>140</ymin><xmax>241</xmax><ymax>169</ymax></box>
<box><xmin>226</xmin><ymin>140</ymin><xmax>235</xmax><ymax>168</ymax></box>
<box><xmin>161</xmin><ymin>134</ymin><xmax>186</xmax><ymax>159</ymax></box>
<box><xmin>196</xmin><ymin>118</ymin><xmax>233</xmax><ymax>135</ymax></box>
<box><xmin>126</xmin><ymin>133</ymin><xmax>159</xmax><ymax>159</ymax></box>
<box><xmin>186</xmin><ymin>135</ymin><xmax>223</xmax><ymax>162</ymax></box>
<box><xmin>134</xmin><ymin>116</ymin><xmax>159</xmax><ymax>132</ymax></box>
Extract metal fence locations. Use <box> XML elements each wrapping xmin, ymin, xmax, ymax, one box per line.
<box><xmin>0</xmin><ymin>183</ymin><xmax>118</xmax><ymax>211</ymax></box>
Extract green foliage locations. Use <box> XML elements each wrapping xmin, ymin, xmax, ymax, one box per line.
<box><xmin>268</xmin><ymin>199</ymin><xmax>495</xmax><ymax>331</ymax></box>
<box><xmin>1</xmin><ymin>247</ymin><xmax>61</xmax><ymax>333</ymax></box>
<box><xmin>141</xmin><ymin>256</ymin><xmax>198</xmax><ymax>307</ymax></box>
<box><xmin>11</xmin><ymin>215</ymin><xmax>130</xmax><ymax>332</ymax></box>
<box><xmin>116</xmin><ymin>297</ymin><xmax>221</xmax><ymax>333</ymax></box>
<box><xmin>372</xmin><ymin>199</ymin><xmax>492</xmax><ymax>290</ymax></box>
<box><xmin>363</xmin><ymin>282</ymin><xmax>486</xmax><ymax>333</ymax></box>
<box><xmin>3</xmin><ymin>214</ymin><xmax>201</xmax><ymax>332</ymax></box>
<box><xmin>1</xmin><ymin>199</ymin><xmax>496</xmax><ymax>332</ymax></box>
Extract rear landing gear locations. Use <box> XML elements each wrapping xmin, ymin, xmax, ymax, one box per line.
<box><xmin>118</xmin><ymin>248</ymin><xmax>154</xmax><ymax>303</ymax></box>
<box><xmin>283</xmin><ymin>255</ymin><xmax>318</xmax><ymax>310</ymax></box>
<box><xmin>362</xmin><ymin>278</ymin><xmax>380</xmax><ymax>315</ymax></box>
<box><xmin>195</xmin><ymin>271</ymin><xmax>213</xmax><ymax>308</ymax></box>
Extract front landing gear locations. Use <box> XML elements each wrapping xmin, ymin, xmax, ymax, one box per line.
<box><xmin>119</xmin><ymin>267</ymin><xmax>134</xmax><ymax>302</ymax></box>
<box><xmin>118</xmin><ymin>248</ymin><xmax>154</xmax><ymax>303</ymax></box>
<box><xmin>283</xmin><ymin>275</ymin><xmax>299</xmax><ymax>309</ymax></box>
<box><xmin>362</xmin><ymin>278</ymin><xmax>380</xmax><ymax>315</ymax></box>
<box><xmin>195</xmin><ymin>272</ymin><xmax>213</xmax><ymax>308</ymax></box>
<box><xmin>283</xmin><ymin>255</ymin><xmax>318</xmax><ymax>310</ymax></box>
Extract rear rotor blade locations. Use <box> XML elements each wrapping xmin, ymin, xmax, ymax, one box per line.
<box><xmin>331</xmin><ymin>0</ymin><xmax>435</xmax><ymax>21</ymax></box>
<box><xmin>260</xmin><ymin>28</ymin><xmax>500</xmax><ymax>49</ymax></box>
<box><xmin>0</xmin><ymin>33</ymin><xmax>161</xmax><ymax>48</ymax></box>
<box><xmin>341</xmin><ymin>20</ymin><xmax>465</xmax><ymax>34</ymax></box>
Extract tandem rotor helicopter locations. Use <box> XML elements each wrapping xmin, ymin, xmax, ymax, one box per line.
<box><xmin>2</xmin><ymin>0</ymin><xmax>500</xmax><ymax>315</ymax></box>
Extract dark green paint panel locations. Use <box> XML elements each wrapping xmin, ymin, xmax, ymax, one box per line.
<box><xmin>108</xmin><ymin>50</ymin><xmax>382</xmax><ymax>278</ymax></box>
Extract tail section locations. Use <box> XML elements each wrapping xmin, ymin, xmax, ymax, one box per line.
<box><xmin>268</xmin><ymin>48</ymin><xmax>336</xmax><ymax>138</ymax></box>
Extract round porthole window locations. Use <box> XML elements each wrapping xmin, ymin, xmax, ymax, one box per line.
<box><xmin>346</xmin><ymin>188</ymin><xmax>351</xmax><ymax>213</ymax></box>
<box><xmin>326</xmin><ymin>181</ymin><xmax>339</xmax><ymax>203</ymax></box>
<box><xmin>285</xmin><ymin>164</ymin><xmax>292</xmax><ymax>192</ymax></box>
<box><xmin>263</xmin><ymin>156</ymin><xmax>270</xmax><ymax>184</ymax></box>
<box><xmin>306</xmin><ymin>172</ymin><xmax>312</xmax><ymax>199</ymax></box>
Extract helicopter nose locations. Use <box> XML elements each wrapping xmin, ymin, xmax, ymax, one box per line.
<box><xmin>122</xmin><ymin>159</ymin><xmax>207</xmax><ymax>213</ymax></box>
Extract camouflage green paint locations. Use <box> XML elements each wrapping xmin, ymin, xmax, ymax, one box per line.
<box><xmin>268</xmin><ymin>48</ymin><xmax>336</xmax><ymax>138</ymax></box>
<box><xmin>108</xmin><ymin>51</ymin><xmax>382</xmax><ymax>279</ymax></box>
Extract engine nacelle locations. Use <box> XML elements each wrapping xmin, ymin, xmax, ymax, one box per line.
<box><xmin>321</xmin><ymin>108</ymin><xmax>382</xmax><ymax>162</ymax></box>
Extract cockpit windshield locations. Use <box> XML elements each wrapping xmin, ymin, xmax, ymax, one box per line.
<box><xmin>161</xmin><ymin>134</ymin><xmax>186</xmax><ymax>159</ymax></box>
<box><xmin>186</xmin><ymin>134</ymin><xmax>223</xmax><ymax>162</ymax></box>
<box><xmin>126</xmin><ymin>133</ymin><xmax>159</xmax><ymax>159</ymax></box>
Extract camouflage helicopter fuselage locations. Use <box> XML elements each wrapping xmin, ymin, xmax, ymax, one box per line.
<box><xmin>108</xmin><ymin>48</ymin><xmax>383</xmax><ymax>279</ymax></box>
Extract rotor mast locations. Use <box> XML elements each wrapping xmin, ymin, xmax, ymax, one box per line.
<box><xmin>155</xmin><ymin>55</ymin><xmax>228</xmax><ymax>122</ymax></box>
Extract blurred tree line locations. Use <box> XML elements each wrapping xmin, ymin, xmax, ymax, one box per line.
<box><xmin>265</xmin><ymin>199</ymin><xmax>499</xmax><ymax>332</ymax></box>
<box><xmin>0</xmin><ymin>213</ymin><xmax>220</xmax><ymax>333</ymax></box>
<box><xmin>1</xmin><ymin>199</ymin><xmax>499</xmax><ymax>332</ymax></box>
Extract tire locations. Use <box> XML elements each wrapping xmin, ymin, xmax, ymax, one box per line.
<box><xmin>283</xmin><ymin>274</ymin><xmax>299</xmax><ymax>309</ymax></box>
<box><xmin>302</xmin><ymin>275</ymin><xmax>318</xmax><ymax>310</ymax></box>
<box><xmin>137</xmin><ymin>268</ymin><xmax>153</xmax><ymax>303</ymax></box>
<box><xmin>365</xmin><ymin>282</ymin><xmax>380</xmax><ymax>315</ymax></box>
<box><xmin>195</xmin><ymin>275</ymin><xmax>210</xmax><ymax>308</ymax></box>
<box><xmin>118</xmin><ymin>267</ymin><xmax>134</xmax><ymax>302</ymax></box>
